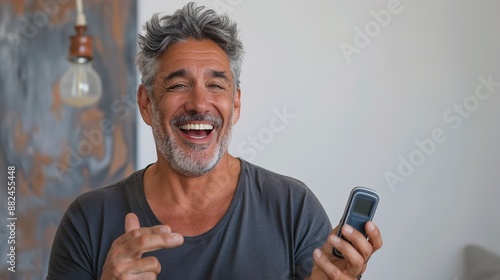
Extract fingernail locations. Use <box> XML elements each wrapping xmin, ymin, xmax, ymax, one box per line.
<box><xmin>367</xmin><ymin>222</ymin><xmax>375</xmax><ymax>231</ymax></box>
<box><xmin>344</xmin><ymin>224</ymin><xmax>353</xmax><ymax>234</ymax></box>
<box><xmin>314</xmin><ymin>249</ymin><xmax>322</xmax><ymax>258</ymax></box>
<box><xmin>330</xmin><ymin>235</ymin><xmax>341</xmax><ymax>243</ymax></box>
<box><xmin>173</xmin><ymin>233</ymin><xmax>183</xmax><ymax>242</ymax></box>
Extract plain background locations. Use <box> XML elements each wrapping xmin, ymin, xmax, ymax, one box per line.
<box><xmin>137</xmin><ymin>0</ymin><xmax>500</xmax><ymax>279</ymax></box>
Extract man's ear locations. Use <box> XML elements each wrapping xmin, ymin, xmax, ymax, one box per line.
<box><xmin>232</xmin><ymin>87</ymin><xmax>241</xmax><ymax>125</ymax></box>
<box><xmin>137</xmin><ymin>84</ymin><xmax>153</xmax><ymax>126</ymax></box>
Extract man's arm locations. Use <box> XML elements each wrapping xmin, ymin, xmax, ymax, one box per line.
<box><xmin>47</xmin><ymin>200</ymin><xmax>184</xmax><ymax>280</ymax></box>
<box><xmin>46</xmin><ymin>199</ymin><xmax>95</xmax><ymax>280</ymax></box>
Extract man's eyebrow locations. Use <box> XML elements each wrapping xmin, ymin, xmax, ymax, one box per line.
<box><xmin>208</xmin><ymin>69</ymin><xmax>230</xmax><ymax>81</ymax></box>
<box><xmin>163</xmin><ymin>69</ymin><xmax>187</xmax><ymax>82</ymax></box>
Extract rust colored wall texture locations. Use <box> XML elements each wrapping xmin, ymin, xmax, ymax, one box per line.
<box><xmin>0</xmin><ymin>0</ymin><xmax>138</xmax><ymax>278</ymax></box>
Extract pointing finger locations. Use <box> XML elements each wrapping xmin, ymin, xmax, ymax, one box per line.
<box><xmin>125</xmin><ymin>213</ymin><xmax>141</xmax><ymax>233</ymax></box>
<box><xmin>123</xmin><ymin>231</ymin><xmax>184</xmax><ymax>256</ymax></box>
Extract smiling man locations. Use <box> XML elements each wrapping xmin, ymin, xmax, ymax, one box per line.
<box><xmin>146</xmin><ymin>38</ymin><xmax>238</xmax><ymax>179</ymax></box>
<box><xmin>47</xmin><ymin>3</ymin><xmax>382</xmax><ymax>280</ymax></box>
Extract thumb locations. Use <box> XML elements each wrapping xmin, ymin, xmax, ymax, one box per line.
<box><xmin>125</xmin><ymin>212</ymin><xmax>140</xmax><ymax>233</ymax></box>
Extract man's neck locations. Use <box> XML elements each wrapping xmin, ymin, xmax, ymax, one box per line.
<box><xmin>143</xmin><ymin>154</ymin><xmax>241</xmax><ymax>236</ymax></box>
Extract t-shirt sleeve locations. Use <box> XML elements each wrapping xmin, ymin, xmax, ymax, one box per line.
<box><xmin>293</xmin><ymin>185</ymin><xmax>333</xmax><ymax>279</ymax></box>
<box><xmin>46</xmin><ymin>198</ymin><xmax>94</xmax><ymax>280</ymax></box>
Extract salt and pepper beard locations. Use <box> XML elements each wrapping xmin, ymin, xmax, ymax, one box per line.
<box><xmin>150</xmin><ymin>99</ymin><xmax>234</xmax><ymax>177</ymax></box>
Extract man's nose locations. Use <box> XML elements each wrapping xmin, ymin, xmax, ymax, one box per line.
<box><xmin>184</xmin><ymin>85</ymin><xmax>210</xmax><ymax>114</ymax></box>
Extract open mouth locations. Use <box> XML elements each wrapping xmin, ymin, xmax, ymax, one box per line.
<box><xmin>178</xmin><ymin>123</ymin><xmax>214</xmax><ymax>140</ymax></box>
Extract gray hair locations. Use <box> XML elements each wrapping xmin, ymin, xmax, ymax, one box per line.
<box><xmin>136</xmin><ymin>2</ymin><xmax>244</xmax><ymax>94</ymax></box>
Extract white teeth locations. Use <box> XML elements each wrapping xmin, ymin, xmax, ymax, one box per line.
<box><xmin>178</xmin><ymin>123</ymin><xmax>214</xmax><ymax>130</ymax></box>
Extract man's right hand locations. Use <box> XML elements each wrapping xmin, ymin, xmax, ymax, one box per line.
<box><xmin>100</xmin><ymin>213</ymin><xmax>184</xmax><ymax>280</ymax></box>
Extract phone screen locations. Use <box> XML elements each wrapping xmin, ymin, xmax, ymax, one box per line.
<box><xmin>352</xmin><ymin>197</ymin><xmax>373</xmax><ymax>216</ymax></box>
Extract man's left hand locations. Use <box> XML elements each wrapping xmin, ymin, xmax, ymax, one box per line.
<box><xmin>308</xmin><ymin>221</ymin><xmax>383</xmax><ymax>280</ymax></box>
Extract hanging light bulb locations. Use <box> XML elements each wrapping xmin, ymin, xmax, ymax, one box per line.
<box><xmin>59</xmin><ymin>0</ymin><xmax>102</xmax><ymax>108</ymax></box>
<box><xmin>60</xmin><ymin>56</ymin><xmax>102</xmax><ymax>107</ymax></box>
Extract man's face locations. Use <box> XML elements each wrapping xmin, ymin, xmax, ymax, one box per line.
<box><xmin>146</xmin><ymin>39</ymin><xmax>241</xmax><ymax>177</ymax></box>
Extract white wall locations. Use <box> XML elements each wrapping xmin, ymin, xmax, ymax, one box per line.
<box><xmin>137</xmin><ymin>1</ymin><xmax>500</xmax><ymax>279</ymax></box>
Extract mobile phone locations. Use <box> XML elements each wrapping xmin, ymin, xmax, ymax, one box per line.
<box><xmin>332</xmin><ymin>186</ymin><xmax>379</xmax><ymax>258</ymax></box>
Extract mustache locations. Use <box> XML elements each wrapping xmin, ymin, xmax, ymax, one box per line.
<box><xmin>170</xmin><ymin>113</ymin><xmax>223</xmax><ymax>127</ymax></box>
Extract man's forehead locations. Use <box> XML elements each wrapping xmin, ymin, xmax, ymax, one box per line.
<box><xmin>161</xmin><ymin>38</ymin><xmax>229</xmax><ymax>61</ymax></box>
<box><xmin>156</xmin><ymin>39</ymin><xmax>233</xmax><ymax>81</ymax></box>
<box><xmin>159</xmin><ymin>68</ymin><xmax>231</xmax><ymax>81</ymax></box>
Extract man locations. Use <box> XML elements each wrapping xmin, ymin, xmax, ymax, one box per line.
<box><xmin>47</xmin><ymin>3</ymin><xmax>382</xmax><ymax>279</ymax></box>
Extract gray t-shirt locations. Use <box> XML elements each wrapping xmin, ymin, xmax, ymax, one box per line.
<box><xmin>47</xmin><ymin>159</ymin><xmax>332</xmax><ymax>280</ymax></box>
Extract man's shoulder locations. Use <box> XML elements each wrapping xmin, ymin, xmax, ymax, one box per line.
<box><xmin>239</xmin><ymin>159</ymin><xmax>331</xmax><ymax>230</ymax></box>
<box><xmin>73</xmin><ymin>168</ymin><xmax>143</xmax><ymax>211</ymax></box>
<box><xmin>78</xmin><ymin>170</ymin><xmax>143</xmax><ymax>200</ymax></box>
<box><xmin>241</xmin><ymin>159</ymin><xmax>311</xmax><ymax>194</ymax></box>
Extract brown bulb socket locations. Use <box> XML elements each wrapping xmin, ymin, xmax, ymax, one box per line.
<box><xmin>68</xmin><ymin>25</ymin><xmax>93</xmax><ymax>61</ymax></box>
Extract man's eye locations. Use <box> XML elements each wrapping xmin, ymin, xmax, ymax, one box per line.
<box><xmin>168</xmin><ymin>84</ymin><xmax>187</xmax><ymax>90</ymax></box>
<box><xmin>209</xmin><ymin>84</ymin><xmax>224</xmax><ymax>90</ymax></box>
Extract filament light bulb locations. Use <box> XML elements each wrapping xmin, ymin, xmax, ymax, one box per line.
<box><xmin>60</xmin><ymin>57</ymin><xmax>102</xmax><ymax>108</ymax></box>
<box><xmin>59</xmin><ymin>0</ymin><xmax>101</xmax><ymax>108</ymax></box>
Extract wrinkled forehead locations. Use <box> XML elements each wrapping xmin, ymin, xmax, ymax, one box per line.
<box><xmin>156</xmin><ymin>39</ymin><xmax>233</xmax><ymax>80</ymax></box>
<box><xmin>161</xmin><ymin>39</ymin><xmax>230</xmax><ymax>65</ymax></box>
